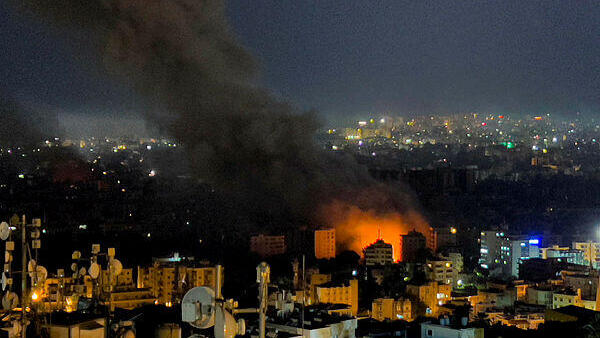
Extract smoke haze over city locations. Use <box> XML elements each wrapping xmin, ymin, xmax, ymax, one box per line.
<box><xmin>1</xmin><ymin>1</ymin><xmax>599</xmax><ymax>135</ymax></box>
<box><xmin>2</xmin><ymin>2</ymin><xmax>600</xmax><ymax>336</ymax></box>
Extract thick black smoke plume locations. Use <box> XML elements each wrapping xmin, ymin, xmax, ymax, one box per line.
<box><xmin>14</xmin><ymin>0</ymin><xmax>428</xmax><ymax>235</ymax></box>
<box><xmin>0</xmin><ymin>94</ymin><xmax>54</xmax><ymax>146</ymax></box>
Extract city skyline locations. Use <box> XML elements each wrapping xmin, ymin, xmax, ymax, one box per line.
<box><xmin>0</xmin><ymin>1</ymin><xmax>598</xmax><ymax>137</ymax></box>
<box><xmin>2</xmin><ymin>2</ymin><xmax>600</xmax><ymax>336</ymax></box>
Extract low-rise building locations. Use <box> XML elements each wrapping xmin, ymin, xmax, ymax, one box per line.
<box><xmin>572</xmin><ymin>241</ymin><xmax>600</xmax><ymax>269</ymax></box>
<box><xmin>425</xmin><ymin>258</ymin><xmax>457</xmax><ymax>286</ymax></box>
<box><xmin>267</xmin><ymin>306</ymin><xmax>358</xmax><ymax>338</ymax></box>
<box><xmin>488</xmin><ymin>312</ymin><xmax>545</xmax><ymax>330</ymax></box>
<box><xmin>541</xmin><ymin>245</ymin><xmax>586</xmax><ymax>266</ymax></box>
<box><xmin>526</xmin><ymin>286</ymin><xmax>554</xmax><ymax>308</ymax></box>
<box><xmin>470</xmin><ymin>287</ymin><xmax>517</xmax><ymax>313</ymax></box>
<box><xmin>421</xmin><ymin>322</ymin><xmax>483</xmax><ymax>338</ymax></box>
<box><xmin>371</xmin><ymin>298</ymin><xmax>413</xmax><ymax>321</ymax></box>
<box><xmin>553</xmin><ymin>288</ymin><xmax>597</xmax><ymax>310</ymax></box>
<box><xmin>562</xmin><ymin>271</ymin><xmax>598</xmax><ymax>299</ymax></box>
<box><xmin>406</xmin><ymin>281</ymin><xmax>451</xmax><ymax>317</ymax></box>
<box><xmin>316</xmin><ymin>279</ymin><xmax>359</xmax><ymax>316</ymax></box>
<box><xmin>137</xmin><ymin>265</ymin><xmax>218</xmax><ymax>305</ymax></box>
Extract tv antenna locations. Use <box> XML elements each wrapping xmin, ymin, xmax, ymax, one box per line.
<box><xmin>0</xmin><ymin>215</ymin><xmax>45</xmax><ymax>338</ymax></box>
<box><xmin>182</xmin><ymin>263</ymin><xmax>271</xmax><ymax>338</ymax></box>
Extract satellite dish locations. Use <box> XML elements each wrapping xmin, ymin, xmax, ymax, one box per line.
<box><xmin>29</xmin><ymin>263</ymin><xmax>47</xmax><ymax>284</ymax></box>
<box><xmin>71</xmin><ymin>263</ymin><xmax>78</xmax><ymax>272</ymax></box>
<box><xmin>1</xmin><ymin>272</ymin><xmax>7</xmax><ymax>291</ymax></box>
<box><xmin>11</xmin><ymin>320</ymin><xmax>22</xmax><ymax>336</ymax></box>
<box><xmin>35</xmin><ymin>266</ymin><xmax>48</xmax><ymax>283</ymax></box>
<box><xmin>122</xmin><ymin>329</ymin><xmax>135</xmax><ymax>338</ymax></box>
<box><xmin>110</xmin><ymin>259</ymin><xmax>123</xmax><ymax>276</ymax></box>
<box><xmin>89</xmin><ymin>263</ymin><xmax>100</xmax><ymax>279</ymax></box>
<box><xmin>2</xmin><ymin>292</ymin><xmax>18</xmax><ymax>310</ymax></box>
<box><xmin>215</xmin><ymin>303</ymin><xmax>241</xmax><ymax>338</ymax></box>
<box><xmin>31</xmin><ymin>229</ymin><xmax>41</xmax><ymax>239</ymax></box>
<box><xmin>182</xmin><ymin>287</ymin><xmax>216</xmax><ymax>329</ymax></box>
<box><xmin>0</xmin><ymin>222</ymin><xmax>10</xmax><ymax>241</ymax></box>
<box><xmin>79</xmin><ymin>267</ymin><xmax>87</xmax><ymax>277</ymax></box>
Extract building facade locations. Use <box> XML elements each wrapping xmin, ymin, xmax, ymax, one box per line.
<box><xmin>250</xmin><ymin>234</ymin><xmax>286</xmax><ymax>257</ymax></box>
<box><xmin>364</xmin><ymin>239</ymin><xmax>394</xmax><ymax>266</ymax></box>
<box><xmin>399</xmin><ymin>230</ymin><xmax>426</xmax><ymax>262</ymax></box>
<box><xmin>479</xmin><ymin>231</ymin><xmax>541</xmax><ymax>277</ymax></box>
<box><xmin>427</xmin><ymin>226</ymin><xmax>458</xmax><ymax>253</ymax></box>
<box><xmin>371</xmin><ymin>298</ymin><xmax>413</xmax><ymax>321</ymax></box>
<box><xmin>137</xmin><ymin>265</ymin><xmax>218</xmax><ymax>305</ymax></box>
<box><xmin>316</xmin><ymin>279</ymin><xmax>359</xmax><ymax>316</ymax></box>
<box><xmin>315</xmin><ymin>229</ymin><xmax>336</xmax><ymax>259</ymax></box>
<box><xmin>572</xmin><ymin>241</ymin><xmax>600</xmax><ymax>268</ymax></box>
<box><xmin>406</xmin><ymin>282</ymin><xmax>452</xmax><ymax>317</ymax></box>
<box><xmin>425</xmin><ymin>259</ymin><xmax>457</xmax><ymax>286</ymax></box>
<box><xmin>541</xmin><ymin>245</ymin><xmax>586</xmax><ymax>266</ymax></box>
<box><xmin>421</xmin><ymin>322</ymin><xmax>483</xmax><ymax>338</ymax></box>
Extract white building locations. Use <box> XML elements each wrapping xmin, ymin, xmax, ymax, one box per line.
<box><xmin>421</xmin><ymin>322</ymin><xmax>483</xmax><ymax>338</ymax></box>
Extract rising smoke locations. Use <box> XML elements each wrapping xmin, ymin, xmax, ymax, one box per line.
<box><xmin>0</xmin><ymin>94</ymin><xmax>54</xmax><ymax>146</ymax></box>
<box><xmin>14</xmin><ymin>0</ymin><xmax>429</xmax><ymax>255</ymax></box>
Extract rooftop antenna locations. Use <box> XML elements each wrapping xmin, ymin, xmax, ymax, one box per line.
<box><xmin>182</xmin><ymin>265</ymin><xmax>245</xmax><ymax>338</ymax></box>
<box><xmin>1</xmin><ymin>221</ymin><xmax>16</xmax><ymax>311</ymax></box>
<box><xmin>0</xmin><ymin>215</ymin><xmax>45</xmax><ymax>338</ymax></box>
<box><xmin>182</xmin><ymin>263</ymin><xmax>270</xmax><ymax>338</ymax></box>
<box><xmin>302</xmin><ymin>255</ymin><xmax>305</xmax><ymax>336</ymax></box>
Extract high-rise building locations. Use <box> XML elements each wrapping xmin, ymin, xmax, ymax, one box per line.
<box><xmin>399</xmin><ymin>231</ymin><xmax>426</xmax><ymax>262</ymax></box>
<box><xmin>479</xmin><ymin>231</ymin><xmax>510</xmax><ymax>272</ymax></box>
<box><xmin>572</xmin><ymin>242</ymin><xmax>600</xmax><ymax>268</ymax></box>
<box><xmin>510</xmin><ymin>238</ymin><xmax>541</xmax><ymax>277</ymax></box>
<box><xmin>427</xmin><ymin>226</ymin><xmax>458</xmax><ymax>253</ymax></box>
<box><xmin>315</xmin><ymin>229</ymin><xmax>336</xmax><ymax>259</ymax></box>
<box><xmin>479</xmin><ymin>231</ymin><xmax>541</xmax><ymax>277</ymax></box>
<box><xmin>364</xmin><ymin>239</ymin><xmax>394</xmax><ymax>266</ymax></box>
<box><xmin>250</xmin><ymin>234</ymin><xmax>286</xmax><ymax>257</ymax></box>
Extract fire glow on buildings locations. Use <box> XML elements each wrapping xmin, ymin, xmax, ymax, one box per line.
<box><xmin>321</xmin><ymin>201</ymin><xmax>429</xmax><ymax>262</ymax></box>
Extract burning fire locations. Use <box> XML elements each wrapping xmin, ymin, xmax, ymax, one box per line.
<box><xmin>320</xmin><ymin>200</ymin><xmax>429</xmax><ymax>262</ymax></box>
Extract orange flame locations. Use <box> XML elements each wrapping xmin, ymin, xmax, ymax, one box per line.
<box><xmin>319</xmin><ymin>200</ymin><xmax>429</xmax><ymax>262</ymax></box>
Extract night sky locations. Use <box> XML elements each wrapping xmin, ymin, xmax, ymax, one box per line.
<box><xmin>1</xmin><ymin>1</ymin><xmax>599</xmax><ymax>134</ymax></box>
